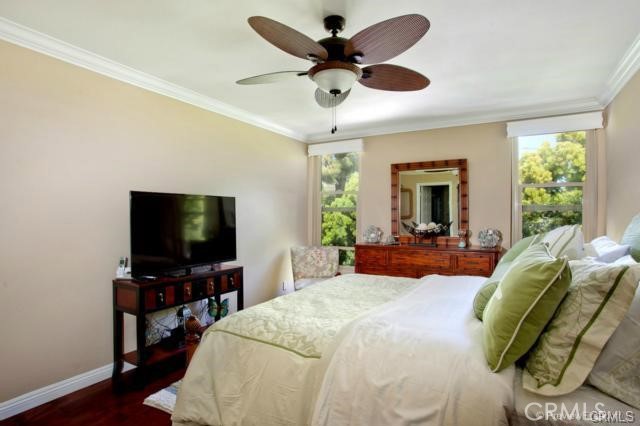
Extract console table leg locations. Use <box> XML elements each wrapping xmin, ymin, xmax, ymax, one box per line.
<box><xmin>112</xmin><ymin>309</ymin><xmax>124</xmax><ymax>384</ymax></box>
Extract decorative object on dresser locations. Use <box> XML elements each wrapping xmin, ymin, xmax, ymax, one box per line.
<box><xmin>478</xmin><ymin>228</ymin><xmax>503</xmax><ymax>248</ymax></box>
<box><xmin>384</xmin><ymin>234</ymin><xmax>398</xmax><ymax>245</ymax></box>
<box><xmin>458</xmin><ymin>229</ymin><xmax>469</xmax><ymax>248</ymax></box>
<box><xmin>402</xmin><ymin>221</ymin><xmax>452</xmax><ymax>246</ymax></box>
<box><xmin>363</xmin><ymin>225</ymin><xmax>383</xmax><ymax>243</ymax></box>
<box><xmin>391</xmin><ymin>159</ymin><xmax>468</xmax><ymax>246</ymax></box>
<box><xmin>355</xmin><ymin>243</ymin><xmax>502</xmax><ymax>278</ymax></box>
<box><xmin>112</xmin><ymin>265</ymin><xmax>243</xmax><ymax>385</ymax></box>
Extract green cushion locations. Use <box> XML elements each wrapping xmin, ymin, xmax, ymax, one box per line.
<box><xmin>499</xmin><ymin>234</ymin><xmax>542</xmax><ymax>264</ymax></box>
<box><xmin>483</xmin><ymin>243</ymin><xmax>572</xmax><ymax>372</ymax></box>
<box><xmin>473</xmin><ymin>261</ymin><xmax>512</xmax><ymax>320</ymax></box>
<box><xmin>523</xmin><ymin>260</ymin><xmax>640</xmax><ymax>396</ymax></box>
<box><xmin>621</xmin><ymin>214</ymin><xmax>640</xmax><ymax>262</ymax></box>
<box><xmin>474</xmin><ymin>234</ymin><xmax>544</xmax><ymax>321</ymax></box>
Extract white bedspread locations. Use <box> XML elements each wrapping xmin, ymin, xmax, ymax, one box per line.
<box><xmin>312</xmin><ymin>274</ymin><xmax>515</xmax><ymax>426</ymax></box>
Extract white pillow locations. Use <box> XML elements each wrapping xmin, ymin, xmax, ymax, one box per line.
<box><xmin>613</xmin><ymin>255</ymin><xmax>638</xmax><ymax>266</ymax></box>
<box><xmin>542</xmin><ymin>225</ymin><xmax>585</xmax><ymax>260</ymax></box>
<box><xmin>588</xmin><ymin>284</ymin><xmax>640</xmax><ymax>409</ymax></box>
<box><xmin>586</xmin><ymin>236</ymin><xmax>630</xmax><ymax>263</ymax></box>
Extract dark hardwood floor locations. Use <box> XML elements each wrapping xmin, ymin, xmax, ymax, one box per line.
<box><xmin>0</xmin><ymin>366</ymin><xmax>185</xmax><ymax>426</ymax></box>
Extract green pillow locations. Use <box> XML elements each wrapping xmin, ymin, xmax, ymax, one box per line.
<box><xmin>498</xmin><ymin>234</ymin><xmax>542</xmax><ymax>265</ymax></box>
<box><xmin>473</xmin><ymin>261</ymin><xmax>512</xmax><ymax>320</ymax></box>
<box><xmin>523</xmin><ymin>260</ymin><xmax>640</xmax><ymax>395</ymax></box>
<box><xmin>474</xmin><ymin>234</ymin><xmax>544</xmax><ymax>321</ymax></box>
<box><xmin>621</xmin><ymin>214</ymin><xmax>640</xmax><ymax>261</ymax></box>
<box><xmin>483</xmin><ymin>243</ymin><xmax>572</xmax><ymax>372</ymax></box>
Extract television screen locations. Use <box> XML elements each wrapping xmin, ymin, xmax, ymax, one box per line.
<box><xmin>130</xmin><ymin>191</ymin><xmax>236</xmax><ymax>277</ymax></box>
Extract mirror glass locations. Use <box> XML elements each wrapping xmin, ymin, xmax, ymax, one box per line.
<box><xmin>399</xmin><ymin>168</ymin><xmax>460</xmax><ymax>236</ymax></box>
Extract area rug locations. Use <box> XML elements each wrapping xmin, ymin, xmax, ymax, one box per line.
<box><xmin>143</xmin><ymin>380</ymin><xmax>181</xmax><ymax>414</ymax></box>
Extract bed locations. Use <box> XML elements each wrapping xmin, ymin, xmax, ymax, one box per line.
<box><xmin>171</xmin><ymin>273</ymin><xmax>638</xmax><ymax>426</ymax></box>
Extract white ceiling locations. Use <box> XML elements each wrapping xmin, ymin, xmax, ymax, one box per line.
<box><xmin>1</xmin><ymin>0</ymin><xmax>639</xmax><ymax>142</ymax></box>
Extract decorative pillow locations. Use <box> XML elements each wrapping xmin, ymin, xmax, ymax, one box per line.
<box><xmin>523</xmin><ymin>260</ymin><xmax>640</xmax><ymax>396</ymax></box>
<box><xmin>498</xmin><ymin>234</ymin><xmax>542</xmax><ymax>265</ymax></box>
<box><xmin>473</xmin><ymin>261</ymin><xmax>512</xmax><ymax>320</ymax></box>
<box><xmin>584</xmin><ymin>236</ymin><xmax>630</xmax><ymax>263</ymax></box>
<box><xmin>542</xmin><ymin>224</ymin><xmax>584</xmax><ymax>260</ymax></box>
<box><xmin>588</xmin><ymin>284</ymin><xmax>640</xmax><ymax>409</ymax></box>
<box><xmin>474</xmin><ymin>234</ymin><xmax>544</xmax><ymax>320</ymax></box>
<box><xmin>290</xmin><ymin>246</ymin><xmax>339</xmax><ymax>281</ymax></box>
<box><xmin>483</xmin><ymin>243</ymin><xmax>571</xmax><ymax>372</ymax></box>
<box><xmin>621</xmin><ymin>213</ymin><xmax>640</xmax><ymax>262</ymax></box>
<box><xmin>613</xmin><ymin>254</ymin><xmax>638</xmax><ymax>266</ymax></box>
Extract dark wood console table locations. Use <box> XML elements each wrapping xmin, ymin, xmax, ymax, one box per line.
<box><xmin>112</xmin><ymin>265</ymin><xmax>243</xmax><ymax>383</ymax></box>
<box><xmin>355</xmin><ymin>243</ymin><xmax>501</xmax><ymax>278</ymax></box>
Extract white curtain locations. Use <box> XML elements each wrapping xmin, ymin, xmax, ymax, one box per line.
<box><xmin>583</xmin><ymin>130</ymin><xmax>599</xmax><ymax>241</ymax></box>
<box><xmin>585</xmin><ymin>128</ymin><xmax>607</xmax><ymax>240</ymax></box>
<box><xmin>307</xmin><ymin>155</ymin><xmax>322</xmax><ymax>245</ymax></box>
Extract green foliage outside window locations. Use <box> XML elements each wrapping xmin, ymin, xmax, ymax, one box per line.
<box><xmin>321</xmin><ymin>152</ymin><xmax>359</xmax><ymax>265</ymax></box>
<box><xmin>519</xmin><ymin>132</ymin><xmax>586</xmax><ymax>237</ymax></box>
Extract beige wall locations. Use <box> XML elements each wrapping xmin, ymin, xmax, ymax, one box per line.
<box><xmin>604</xmin><ymin>69</ymin><xmax>640</xmax><ymax>240</ymax></box>
<box><xmin>0</xmin><ymin>40</ymin><xmax>307</xmax><ymax>401</ymax></box>
<box><xmin>359</xmin><ymin>123</ymin><xmax>511</xmax><ymax>246</ymax></box>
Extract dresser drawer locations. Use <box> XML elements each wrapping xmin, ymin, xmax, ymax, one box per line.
<box><xmin>455</xmin><ymin>254</ymin><xmax>492</xmax><ymax>276</ymax></box>
<box><xmin>220</xmin><ymin>272</ymin><xmax>241</xmax><ymax>293</ymax></box>
<box><xmin>390</xmin><ymin>250</ymin><xmax>451</xmax><ymax>269</ymax></box>
<box><xmin>355</xmin><ymin>248</ymin><xmax>388</xmax><ymax>266</ymax></box>
<box><xmin>144</xmin><ymin>286</ymin><xmax>175</xmax><ymax>310</ymax></box>
<box><xmin>356</xmin><ymin>264</ymin><xmax>416</xmax><ymax>278</ymax></box>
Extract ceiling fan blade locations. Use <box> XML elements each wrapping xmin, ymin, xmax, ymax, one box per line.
<box><xmin>359</xmin><ymin>64</ymin><xmax>430</xmax><ymax>91</ymax></box>
<box><xmin>248</xmin><ymin>16</ymin><xmax>328</xmax><ymax>61</ymax></box>
<box><xmin>236</xmin><ymin>71</ymin><xmax>308</xmax><ymax>85</ymax></box>
<box><xmin>314</xmin><ymin>88</ymin><xmax>350</xmax><ymax>108</ymax></box>
<box><xmin>345</xmin><ymin>14</ymin><xmax>429</xmax><ymax>64</ymax></box>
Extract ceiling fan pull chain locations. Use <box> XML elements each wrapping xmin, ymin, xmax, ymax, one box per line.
<box><xmin>331</xmin><ymin>94</ymin><xmax>337</xmax><ymax>134</ymax></box>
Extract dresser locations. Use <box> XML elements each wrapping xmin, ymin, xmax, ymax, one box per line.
<box><xmin>355</xmin><ymin>243</ymin><xmax>502</xmax><ymax>278</ymax></box>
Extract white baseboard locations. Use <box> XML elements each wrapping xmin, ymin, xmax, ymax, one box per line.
<box><xmin>0</xmin><ymin>362</ymin><xmax>134</xmax><ymax>421</ymax></box>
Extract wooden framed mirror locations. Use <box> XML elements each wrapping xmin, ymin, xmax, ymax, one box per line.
<box><xmin>391</xmin><ymin>159</ymin><xmax>468</xmax><ymax>245</ymax></box>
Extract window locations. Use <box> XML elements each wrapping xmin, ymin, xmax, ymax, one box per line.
<box><xmin>514</xmin><ymin>131</ymin><xmax>588</xmax><ymax>238</ymax></box>
<box><xmin>320</xmin><ymin>152</ymin><xmax>359</xmax><ymax>265</ymax></box>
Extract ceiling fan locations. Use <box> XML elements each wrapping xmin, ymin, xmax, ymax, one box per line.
<box><xmin>237</xmin><ymin>14</ymin><xmax>431</xmax><ymax>133</ymax></box>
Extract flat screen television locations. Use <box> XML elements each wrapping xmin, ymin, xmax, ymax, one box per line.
<box><xmin>130</xmin><ymin>191</ymin><xmax>236</xmax><ymax>278</ymax></box>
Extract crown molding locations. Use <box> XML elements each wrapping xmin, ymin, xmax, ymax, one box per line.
<box><xmin>0</xmin><ymin>17</ymin><xmax>306</xmax><ymax>142</ymax></box>
<box><xmin>305</xmin><ymin>98</ymin><xmax>604</xmax><ymax>142</ymax></box>
<box><xmin>2</xmin><ymin>16</ymin><xmax>636</xmax><ymax>144</ymax></box>
<box><xmin>599</xmin><ymin>31</ymin><xmax>640</xmax><ymax>106</ymax></box>
<box><xmin>0</xmin><ymin>363</ymin><xmax>134</xmax><ymax>420</ymax></box>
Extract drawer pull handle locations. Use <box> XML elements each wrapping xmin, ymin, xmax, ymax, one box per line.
<box><xmin>158</xmin><ymin>293</ymin><xmax>164</xmax><ymax>303</ymax></box>
<box><xmin>229</xmin><ymin>277</ymin><xmax>235</xmax><ymax>287</ymax></box>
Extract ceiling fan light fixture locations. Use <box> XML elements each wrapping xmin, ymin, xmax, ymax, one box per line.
<box><xmin>308</xmin><ymin>61</ymin><xmax>362</xmax><ymax>94</ymax></box>
<box><xmin>312</xmin><ymin>68</ymin><xmax>357</xmax><ymax>94</ymax></box>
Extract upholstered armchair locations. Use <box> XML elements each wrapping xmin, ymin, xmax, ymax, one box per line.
<box><xmin>290</xmin><ymin>246</ymin><xmax>340</xmax><ymax>290</ymax></box>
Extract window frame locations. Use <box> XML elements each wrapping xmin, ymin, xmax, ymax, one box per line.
<box><xmin>511</xmin><ymin>130</ymin><xmax>594</xmax><ymax>242</ymax></box>
<box><xmin>319</xmin><ymin>152</ymin><xmax>360</xmax><ymax>266</ymax></box>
